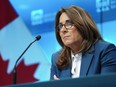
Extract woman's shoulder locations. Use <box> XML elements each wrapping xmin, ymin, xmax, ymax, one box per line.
<box><xmin>51</xmin><ymin>49</ymin><xmax>62</xmax><ymax>63</ymax></box>
<box><xmin>96</xmin><ymin>40</ymin><xmax>114</xmax><ymax>46</ymax></box>
<box><xmin>95</xmin><ymin>40</ymin><xmax>116</xmax><ymax>50</ymax></box>
<box><xmin>52</xmin><ymin>49</ymin><xmax>62</xmax><ymax>57</ymax></box>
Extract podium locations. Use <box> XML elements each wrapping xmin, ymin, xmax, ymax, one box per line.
<box><xmin>4</xmin><ymin>73</ymin><xmax>116</xmax><ymax>87</ymax></box>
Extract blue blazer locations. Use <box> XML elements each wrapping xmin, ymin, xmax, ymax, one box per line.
<box><xmin>50</xmin><ymin>40</ymin><xmax>116</xmax><ymax>80</ymax></box>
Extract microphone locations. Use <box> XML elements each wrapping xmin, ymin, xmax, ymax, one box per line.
<box><xmin>13</xmin><ymin>35</ymin><xmax>41</xmax><ymax>84</ymax></box>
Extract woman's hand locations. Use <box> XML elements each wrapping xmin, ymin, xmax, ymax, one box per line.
<box><xmin>53</xmin><ymin>75</ymin><xmax>60</xmax><ymax>80</ymax></box>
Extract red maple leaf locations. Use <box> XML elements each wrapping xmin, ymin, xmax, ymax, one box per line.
<box><xmin>0</xmin><ymin>54</ymin><xmax>39</xmax><ymax>86</ymax></box>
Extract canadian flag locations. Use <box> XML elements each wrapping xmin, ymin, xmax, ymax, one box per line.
<box><xmin>0</xmin><ymin>0</ymin><xmax>50</xmax><ymax>86</ymax></box>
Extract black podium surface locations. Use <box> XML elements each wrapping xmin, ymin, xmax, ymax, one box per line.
<box><xmin>4</xmin><ymin>73</ymin><xmax>116</xmax><ymax>87</ymax></box>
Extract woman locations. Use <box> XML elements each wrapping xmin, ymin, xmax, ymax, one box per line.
<box><xmin>50</xmin><ymin>5</ymin><xmax>116</xmax><ymax>80</ymax></box>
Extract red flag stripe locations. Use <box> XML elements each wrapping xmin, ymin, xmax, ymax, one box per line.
<box><xmin>0</xmin><ymin>0</ymin><xmax>18</xmax><ymax>29</ymax></box>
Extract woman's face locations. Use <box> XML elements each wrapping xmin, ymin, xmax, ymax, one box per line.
<box><xmin>59</xmin><ymin>13</ymin><xmax>83</xmax><ymax>50</ymax></box>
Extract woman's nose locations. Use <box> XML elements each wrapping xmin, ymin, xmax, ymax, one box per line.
<box><xmin>60</xmin><ymin>26</ymin><xmax>67</xmax><ymax>32</ymax></box>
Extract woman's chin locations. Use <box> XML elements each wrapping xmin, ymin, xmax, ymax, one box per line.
<box><xmin>64</xmin><ymin>42</ymin><xmax>72</xmax><ymax>47</ymax></box>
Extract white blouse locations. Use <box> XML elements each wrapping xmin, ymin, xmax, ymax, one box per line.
<box><xmin>71</xmin><ymin>52</ymin><xmax>82</xmax><ymax>78</ymax></box>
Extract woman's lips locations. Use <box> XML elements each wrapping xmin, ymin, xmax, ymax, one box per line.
<box><xmin>63</xmin><ymin>36</ymin><xmax>70</xmax><ymax>39</ymax></box>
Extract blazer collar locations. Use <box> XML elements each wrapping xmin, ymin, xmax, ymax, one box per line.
<box><xmin>80</xmin><ymin>45</ymin><xmax>95</xmax><ymax>77</ymax></box>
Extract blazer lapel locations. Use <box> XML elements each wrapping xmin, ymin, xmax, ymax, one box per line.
<box><xmin>80</xmin><ymin>45</ymin><xmax>94</xmax><ymax>77</ymax></box>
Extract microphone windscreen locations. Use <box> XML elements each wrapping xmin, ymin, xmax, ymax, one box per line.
<box><xmin>36</xmin><ymin>35</ymin><xmax>41</xmax><ymax>40</ymax></box>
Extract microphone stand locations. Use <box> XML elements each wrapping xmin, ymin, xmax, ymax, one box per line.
<box><xmin>13</xmin><ymin>39</ymin><xmax>38</xmax><ymax>84</ymax></box>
